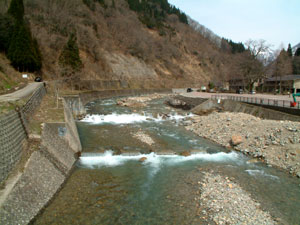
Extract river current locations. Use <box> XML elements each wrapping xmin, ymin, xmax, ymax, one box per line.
<box><xmin>33</xmin><ymin>96</ymin><xmax>300</xmax><ymax>225</ymax></box>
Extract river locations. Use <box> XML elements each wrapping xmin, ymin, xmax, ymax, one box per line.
<box><xmin>33</xmin><ymin>96</ymin><xmax>300</xmax><ymax>225</ymax></box>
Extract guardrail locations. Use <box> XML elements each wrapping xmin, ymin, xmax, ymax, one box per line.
<box><xmin>211</xmin><ymin>95</ymin><xmax>300</xmax><ymax>109</ymax></box>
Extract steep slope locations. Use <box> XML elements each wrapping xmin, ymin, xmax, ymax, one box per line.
<box><xmin>0</xmin><ymin>53</ymin><xmax>30</xmax><ymax>94</ymax></box>
<box><xmin>1</xmin><ymin>0</ymin><xmax>239</xmax><ymax>89</ymax></box>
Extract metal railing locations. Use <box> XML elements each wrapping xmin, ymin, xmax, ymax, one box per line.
<box><xmin>211</xmin><ymin>95</ymin><xmax>300</xmax><ymax>109</ymax></box>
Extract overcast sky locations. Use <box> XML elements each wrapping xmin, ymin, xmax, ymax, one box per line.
<box><xmin>168</xmin><ymin>0</ymin><xmax>300</xmax><ymax>50</ymax></box>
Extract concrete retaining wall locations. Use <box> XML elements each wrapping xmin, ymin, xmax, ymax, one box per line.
<box><xmin>0</xmin><ymin>85</ymin><xmax>46</xmax><ymax>184</ymax></box>
<box><xmin>76</xmin><ymin>79</ymin><xmax>197</xmax><ymax>90</ymax></box>
<box><xmin>192</xmin><ymin>99</ymin><xmax>300</xmax><ymax>122</ymax></box>
<box><xmin>0</xmin><ymin>99</ymin><xmax>82</xmax><ymax>225</ymax></box>
<box><xmin>0</xmin><ymin>112</ymin><xmax>26</xmax><ymax>183</ymax></box>
<box><xmin>221</xmin><ymin>100</ymin><xmax>300</xmax><ymax>122</ymax></box>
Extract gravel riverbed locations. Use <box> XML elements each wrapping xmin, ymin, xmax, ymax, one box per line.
<box><xmin>185</xmin><ymin>112</ymin><xmax>300</xmax><ymax>177</ymax></box>
<box><xmin>199</xmin><ymin>171</ymin><xmax>277</xmax><ymax>225</ymax></box>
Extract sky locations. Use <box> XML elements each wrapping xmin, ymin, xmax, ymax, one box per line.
<box><xmin>168</xmin><ymin>0</ymin><xmax>300</xmax><ymax>50</ymax></box>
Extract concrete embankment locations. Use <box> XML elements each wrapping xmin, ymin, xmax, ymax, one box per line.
<box><xmin>192</xmin><ymin>99</ymin><xmax>300</xmax><ymax>122</ymax></box>
<box><xmin>0</xmin><ymin>99</ymin><xmax>82</xmax><ymax>225</ymax></box>
<box><xmin>0</xmin><ymin>88</ymin><xmax>173</xmax><ymax>224</ymax></box>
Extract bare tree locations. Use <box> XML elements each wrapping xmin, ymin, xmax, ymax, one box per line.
<box><xmin>237</xmin><ymin>39</ymin><xmax>273</xmax><ymax>91</ymax></box>
<box><xmin>245</xmin><ymin>39</ymin><xmax>273</xmax><ymax>59</ymax></box>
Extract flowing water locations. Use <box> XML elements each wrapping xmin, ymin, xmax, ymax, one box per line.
<box><xmin>33</xmin><ymin>97</ymin><xmax>300</xmax><ymax>225</ymax></box>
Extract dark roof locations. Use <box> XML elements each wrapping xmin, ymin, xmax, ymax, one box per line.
<box><xmin>266</xmin><ymin>75</ymin><xmax>300</xmax><ymax>82</ymax></box>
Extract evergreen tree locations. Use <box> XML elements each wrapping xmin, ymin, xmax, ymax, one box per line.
<box><xmin>5</xmin><ymin>0</ymin><xmax>42</xmax><ymax>72</ymax></box>
<box><xmin>126</xmin><ymin>0</ymin><xmax>188</xmax><ymax>29</ymax></box>
<box><xmin>59</xmin><ymin>33</ymin><xmax>82</xmax><ymax>71</ymax></box>
<box><xmin>7</xmin><ymin>21</ymin><xmax>42</xmax><ymax>72</ymax></box>
<box><xmin>295</xmin><ymin>48</ymin><xmax>300</xmax><ymax>57</ymax></box>
<box><xmin>0</xmin><ymin>14</ymin><xmax>15</xmax><ymax>53</ymax></box>
<box><xmin>224</xmin><ymin>39</ymin><xmax>245</xmax><ymax>54</ymax></box>
<box><xmin>287</xmin><ymin>43</ymin><xmax>293</xmax><ymax>57</ymax></box>
<box><xmin>7</xmin><ymin>0</ymin><xmax>24</xmax><ymax>21</ymax></box>
<box><xmin>293</xmin><ymin>48</ymin><xmax>300</xmax><ymax>74</ymax></box>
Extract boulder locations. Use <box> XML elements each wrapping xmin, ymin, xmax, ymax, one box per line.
<box><xmin>166</xmin><ymin>98</ymin><xmax>189</xmax><ymax>110</ymax></box>
<box><xmin>231</xmin><ymin>135</ymin><xmax>243</xmax><ymax>146</ymax></box>
<box><xmin>180</xmin><ymin>151</ymin><xmax>191</xmax><ymax>157</ymax></box>
<box><xmin>139</xmin><ymin>157</ymin><xmax>147</xmax><ymax>162</ymax></box>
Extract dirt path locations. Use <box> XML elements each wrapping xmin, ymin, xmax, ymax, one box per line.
<box><xmin>0</xmin><ymin>82</ymin><xmax>43</xmax><ymax>102</ymax></box>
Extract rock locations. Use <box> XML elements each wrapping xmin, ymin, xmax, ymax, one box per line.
<box><xmin>180</xmin><ymin>151</ymin><xmax>191</xmax><ymax>157</ymax></box>
<box><xmin>183</xmin><ymin>120</ymin><xmax>192</xmax><ymax>126</ymax></box>
<box><xmin>139</xmin><ymin>157</ymin><xmax>147</xmax><ymax>162</ymax></box>
<box><xmin>231</xmin><ymin>135</ymin><xmax>243</xmax><ymax>146</ymax></box>
<box><xmin>165</xmin><ymin>98</ymin><xmax>191</xmax><ymax>110</ymax></box>
<box><xmin>247</xmin><ymin>158</ymin><xmax>259</xmax><ymax>164</ymax></box>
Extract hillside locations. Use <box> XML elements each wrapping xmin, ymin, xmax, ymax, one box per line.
<box><xmin>0</xmin><ymin>0</ymin><xmax>240</xmax><ymax>89</ymax></box>
<box><xmin>0</xmin><ymin>53</ymin><xmax>31</xmax><ymax>94</ymax></box>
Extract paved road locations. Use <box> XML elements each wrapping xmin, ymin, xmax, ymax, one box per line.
<box><xmin>0</xmin><ymin>82</ymin><xmax>43</xmax><ymax>102</ymax></box>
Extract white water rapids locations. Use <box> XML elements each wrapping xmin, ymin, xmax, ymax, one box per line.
<box><xmin>81</xmin><ymin>113</ymin><xmax>193</xmax><ymax>124</ymax></box>
<box><xmin>79</xmin><ymin>150</ymin><xmax>240</xmax><ymax>168</ymax></box>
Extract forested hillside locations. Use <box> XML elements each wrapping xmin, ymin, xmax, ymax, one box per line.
<box><xmin>0</xmin><ymin>0</ymin><xmax>244</xmax><ymax>89</ymax></box>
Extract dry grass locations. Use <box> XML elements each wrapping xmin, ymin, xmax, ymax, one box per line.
<box><xmin>29</xmin><ymin>84</ymin><xmax>65</xmax><ymax>136</ymax></box>
<box><xmin>0</xmin><ymin>53</ymin><xmax>33</xmax><ymax>95</ymax></box>
<box><xmin>0</xmin><ymin>98</ymin><xmax>29</xmax><ymax>114</ymax></box>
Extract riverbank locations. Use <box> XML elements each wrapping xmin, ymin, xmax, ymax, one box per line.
<box><xmin>198</xmin><ymin>170</ymin><xmax>277</xmax><ymax>225</ymax></box>
<box><xmin>185</xmin><ymin>111</ymin><xmax>300</xmax><ymax>177</ymax></box>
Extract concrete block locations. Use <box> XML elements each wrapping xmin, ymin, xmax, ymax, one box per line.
<box><xmin>0</xmin><ymin>151</ymin><xmax>65</xmax><ymax>225</ymax></box>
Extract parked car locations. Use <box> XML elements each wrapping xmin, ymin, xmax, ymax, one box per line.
<box><xmin>187</xmin><ymin>88</ymin><xmax>193</xmax><ymax>92</ymax></box>
<box><xmin>250</xmin><ymin>90</ymin><xmax>256</xmax><ymax>94</ymax></box>
<box><xmin>34</xmin><ymin>77</ymin><xmax>42</xmax><ymax>82</ymax></box>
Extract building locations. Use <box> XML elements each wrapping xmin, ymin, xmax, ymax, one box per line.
<box><xmin>264</xmin><ymin>75</ymin><xmax>300</xmax><ymax>93</ymax></box>
<box><xmin>228</xmin><ymin>78</ymin><xmax>245</xmax><ymax>92</ymax></box>
<box><xmin>228</xmin><ymin>78</ymin><xmax>260</xmax><ymax>92</ymax></box>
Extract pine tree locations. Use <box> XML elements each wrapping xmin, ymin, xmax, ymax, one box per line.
<box><xmin>293</xmin><ymin>48</ymin><xmax>300</xmax><ymax>74</ymax></box>
<box><xmin>5</xmin><ymin>0</ymin><xmax>42</xmax><ymax>72</ymax></box>
<box><xmin>287</xmin><ymin>43</ymin><xmax>293</xmax><ymax>57</ymax></box>
<box><xmin>295</xmin><ymin>48</ymin><xmax>300</xmax><ymax>57</ymax></box>
<box><xmin>59</xmin><ymin>33</ymin><xmax>82</xmax><ymax>71</ymax></box>
<box><xmin>7</xmin><ymin>0</ymin><xmax>24</xmax><ymax>21</ymax></box>
<box><xmin>0</xmin><ymin>14</ymin><xmax>14</xmax><ymax>53</ymax></box>
<box><xmin>7</xmin><ymin>21</ymin><xmax>42</xmax><ymax>72</ymax></box>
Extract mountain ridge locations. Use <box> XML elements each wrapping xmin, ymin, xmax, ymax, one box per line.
<box><xmin>0</xmin><ymin>0</ymin><xmax>242</xmax><ymax>89</ymax></box>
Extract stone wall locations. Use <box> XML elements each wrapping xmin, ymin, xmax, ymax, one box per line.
<box><xmin>0</xmin><ymin>99</ymin><xmax>82</xmax><ymax>225</ymax></box>
<box><xmin>0</xmin><ymin>112</ymin><xmax>26</xmax><ymax>183</ymax></box>
<box><xmin>0</xmin><ymin>85</ymin><xmax>46</xmax><ymax>184</ymax></box>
